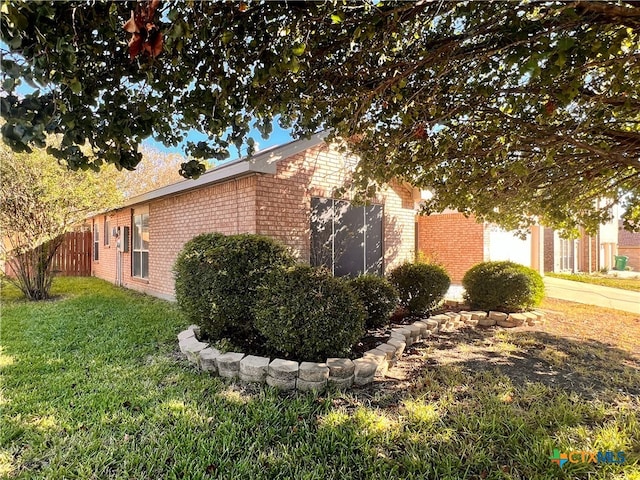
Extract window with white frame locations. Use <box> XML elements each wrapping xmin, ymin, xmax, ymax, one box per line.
<box><xmin>558</xmin><ymin>238</ymin><xmax>574</xmax><ymax>272</ymax></box>
<box><xmin>93</xmin><ymin>223</ymin><xmax>99</xmax><ymax>261</ymax></box>
<box><xmin>132</xmin><ymin>209</ymin><xmax>149</xmax><ymax>279</ymax></box>
<box><xmin>103</xmin><ymin>216</ymin><xmax>110</xmax><ymax>246</ymax></box>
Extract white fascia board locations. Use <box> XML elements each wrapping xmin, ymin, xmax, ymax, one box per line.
<box><xmin>122</xmin><ymin>131</ymin><xmax>329</xmax><ymax>208</ymax></box>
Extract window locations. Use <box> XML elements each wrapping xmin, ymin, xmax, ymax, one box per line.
<box><xmin>103</xmin><ymin>217</ymin><xmax>110</xmax><ymax>246</ymax></box>
<box><xmin>310</xmin><ymin>197</ymin><xmax>383</xmax><ymax>277</ymax></box>
<box><xmin>132</xmin><ymin>209</ymin><xmax>149</xmax><ymax>279</ymax></box>
<box><xmin>558</xmin><ymin>238</ymin><xmax>574</xmax><ymax>272</ymax></box>
<box><xmin>93</xmin><ymin>223</ymin><xmax>99</xmax><ymax>261</ymax></box>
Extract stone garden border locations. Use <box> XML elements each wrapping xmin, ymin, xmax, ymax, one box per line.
<box><xmin>177</xmin><ymin>310</ymin><xmax>546</xmax><ymax>392</ymax></box>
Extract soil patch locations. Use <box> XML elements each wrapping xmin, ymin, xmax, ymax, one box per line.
<box><xmin>356</xmin><ymin>301</ymin><xmax>640</xmax><ymax>403</ymax></box>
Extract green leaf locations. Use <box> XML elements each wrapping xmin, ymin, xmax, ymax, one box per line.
<box><xmin>2</xmin><ymin>78</ymin><xmax>15</xmax><ymax>91</ymax></box>
<box><xmin>292</xmin><ymin>43</ymin><xmax>306</xmax><ymax>56</ymax></box>
<box><xmin>557</xmin><ymin>37</ymin><xmax>575</xmax><ymax>52</ymax></box>
<box><xmin>8</xmin><ymin>7</ymin><xmax>28</xmax><ymax>31</ymax></box>
<box><xmin>69</xmin><ymin>78</ymin><xmax>81</xmax><ymax>94</ymax></box>
<box><xmin>221</xmin><ymin>30</ymin><xmax>234</xmax><ymax>44</ymax></box>
<box><xmin>331</xmin><ymin>12</ymin><xmax>344</xmax><ymax>24</ymax></box>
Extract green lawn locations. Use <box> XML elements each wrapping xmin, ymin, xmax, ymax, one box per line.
<box><xmin>1</xmin><ymin>277</ymin><xmax>639</xmax><ymax>479</ymax></box>
<box><xmin>546</xmin><ymin>272</ymin><xmax>640</xmax><ymax>292</ymax></box>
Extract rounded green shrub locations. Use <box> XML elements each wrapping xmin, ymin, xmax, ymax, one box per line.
<box><xmin>388</xmin><ymin>262</ymin><xmax>451</xmax><ymax>315</ymax></box>
<box><xmin>348</xmin><ymin>274</ymin><xmax>398</xmax><ymax>329</ymax></box>
<box><xmin>254</xmin><ymin>265</ymin><xmax>366</xmax><ymax>361</ymax></box>
<box><xmin>462</xmin><ymin>261</ymin><xmax>544</xmax><ymax>312</ymax></box>
<box><xmin>173</xmin><ymin>233</ymin><xmax>295</xmax><ymax>338</ymax></box>
<box><xmin>173</xmin><ymin>232</ymin><xmax>226</xmax><ymax>332</ymax></box>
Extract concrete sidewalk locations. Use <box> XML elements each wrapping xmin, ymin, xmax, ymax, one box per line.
<box><xmin>543</xmin><ymin>277</ymin><xmax>640</xmax><ymax>314</ymax></box>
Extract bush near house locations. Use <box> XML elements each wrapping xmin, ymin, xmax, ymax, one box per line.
<box><xmin>255</xmin><ymin>265</ymin><xmax>366</xmax><ymax>361</ymax></box>
<box><xmin>173</xmin><ymin>233</ymin><xmax>295</xmax><ymax>339</ymax></box>
<box><xmin>348</xmin><ymin>274</ymin><xmax>398</xmax><ymax>329</ymax></box>
<box><xmin>462</xmin><ymin>261</ymin><xmax>544</xmax><ymax>312</ymax></box>
<box><xmin>388</xmin><ymin>262</ymin><xmax>451</xmax><ymax>316</ymax></box>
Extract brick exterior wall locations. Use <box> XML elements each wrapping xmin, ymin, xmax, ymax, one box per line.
<box><xmin>578</xmin><ymin>229</ymin><xmax>599</xmax><ymax>273</ymax></box>
<box><xmin>619</xmin><ymin>247</ymin><xmax>640</xmax><ymax>271</ymax></box>
<box><xmin>543</xmin><ymin>228</ymin><xmax>554</xmax><ymax>273</ymax></box>
<box><xmin>256</xmin><ymin>143</ymin><xmax>415</xmax><ymax>270</ymax></box>
<box><xmin>416</xmin><ymin>213</ymin><xmax>486</xmax><ymax>284</ymax></box>
<box><xmin>92</xmin><ymin>209</ymin><xmax>132</xmax><ymax>286</ymax></box>
<box><xmin>618</xmin><ymin>223</ymin><xmax>640</xmax><ymax>271</ymax></box>
<box><xmin>89</xmin><ymin>143</ymin><xmax>416</xmax><ymax>299</ymax></box>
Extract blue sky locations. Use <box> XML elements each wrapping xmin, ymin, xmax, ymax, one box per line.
<box><xmin>6</xmin><ymin>60</ymin><xmax>295</xmax><ymax>164</ymax></box>
<box><xmin>152</xmin><ymin>120</ymin><xmax>295</xmax><ymax>162</ymax></box>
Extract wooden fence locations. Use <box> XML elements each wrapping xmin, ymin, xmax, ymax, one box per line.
<box><xmin>52</xmin><ymin>231</ymin><xmax>92</xmax><ymax>276</ymax></box>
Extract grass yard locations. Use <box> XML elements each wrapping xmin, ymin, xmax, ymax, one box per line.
<box><xmin>546</xmin><ymin>272</ymin><xmax>640</xmax><ymax>292</ymax></box>
<box><xmin>1</xmin><ymin>278</ymin><xmax>639</xmax><ymax>479</ymax></box>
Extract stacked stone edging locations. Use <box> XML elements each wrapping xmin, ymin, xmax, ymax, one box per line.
<box><xmin>177</xmin><ymin>309</ymin><xmax>545</xmax><ymax>392</ymax></box>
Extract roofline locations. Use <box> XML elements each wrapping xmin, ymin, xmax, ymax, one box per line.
<box><xmin>120</xmin><ymin>131</ymin><xmax>329</xmax><ymax>208</ymax></box>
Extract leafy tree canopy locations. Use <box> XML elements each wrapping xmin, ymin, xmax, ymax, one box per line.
<box><xmin>1</xmin><ymin>1</ymin><xmax>639</xmax><ymax>233</ymax></box>
<box><xmin>115</xmin><ymin>144</ymin><xmax>187</xmax><ymax>198</ymax></box>
<box><xmin>0</xmin><ymin>139</ymin><xmax>122</xmax><ymax>299</ymax></box>
<box><xmin>0</xmin><ymin>140</ymin><xmax>122</xmax><ymax>251</ymax></box>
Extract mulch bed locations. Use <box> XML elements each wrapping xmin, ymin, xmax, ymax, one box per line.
<box><xmin>355</xmin><ymin>299</ymin><xmax>640</xmax><ymax>401</ymax></box>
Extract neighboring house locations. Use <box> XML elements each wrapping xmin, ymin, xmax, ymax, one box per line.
<box><xmin>618</xmin><ymin>221</ymin><xmax>640</xmax><ymax>271</ymax></box>
<box><xmin>416</xmin><ymin>211</ymin><xmax>619</xmax><ymax>284</ymax></box>
<box><xmin>88</xmin><ymin>133</ymin><xmax>417</xmax><ymax>300</ymax></box>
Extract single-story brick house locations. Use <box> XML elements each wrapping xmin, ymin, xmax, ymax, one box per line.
<box><xmin>85</xmin><ymin>132</ymin><xmax>623</xmax><ymax>297</ymax></box>
<box><xmin>417</xmin><ymin>211</ymin><xmax>620</xmax><ymax>283</ymax></box>
<box><xmin>88</xmin><ymin>133</ymin><xmax>417</xmax><ymax>300</ymax></box>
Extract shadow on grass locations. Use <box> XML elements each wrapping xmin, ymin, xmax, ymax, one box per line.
<box><xmin>414</xmin><ymin>326</ymin><xmax>640</xmax><ymax>399</ymax></box>
<box><xmin>2</xmin><ymin>278</ymin><xmax>638</xmax><ymax>479</ymax></box>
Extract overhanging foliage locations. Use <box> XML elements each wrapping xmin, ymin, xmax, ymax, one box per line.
<box><xmin>1</xmin><ymin>1</ymin><xmax>638</xmax><ymax>232</ymax></box>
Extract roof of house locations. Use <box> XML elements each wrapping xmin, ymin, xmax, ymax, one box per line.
<box><xmin>121</xmin><ymin>131</ymin><xmax>329</xmax><ymax>208</ymax></box>
<box><xmin>619</xmin><ymin>221</ymin><xmax>640</xmax><ymax>247</ymax></box>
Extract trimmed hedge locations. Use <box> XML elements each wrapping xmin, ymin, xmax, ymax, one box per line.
<box><xmin>255</xmin><ymin>265</ymin><xmax>366</xmax><ymax>362</ymax></box>
<box><xmin>462</xmin><ymin>261</ymin><xmax>544</xmax><ymax>312</ymax></box>
<box><xmin>173</xmin><ymin>233</ymin><xmax>295</xmax><ymax>338</ymax></box>
<box><xmin>348</xmin><ymin>275</ymin><xmax>398</xmax><ymax>329</ymax></box>
<box><xmin>388</xmin><ymin>262</ymin><xmax>451</xmax><ymax>315</ymax></box>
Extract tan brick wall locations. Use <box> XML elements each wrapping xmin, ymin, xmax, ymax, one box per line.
<box><xmin>144</xmin><ymin>175</ymin><xmax>257</xmax><ymax>298</ymax></box>
<box><xmin>416</xmin><ymin>213</ymin><xmax>486</xmax><ymax>284</ymax></box>
<box><xmin>255</xmin><ymin>143</ymin><xmax>415</xmax><ymax>272</ymax></box>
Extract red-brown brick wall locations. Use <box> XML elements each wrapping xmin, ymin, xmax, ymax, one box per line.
<box><xmin>89</xmin><ymin>144</ymin><xmax>416</xmax><ymax>299</ymax></box>
<box><xmin>256</xmin><ymin>143</ymin><xmax>415</xmax><ymax>271</ymax></box>
<box><xmin>619</xmin><ymin>247</ymin><xmax>640</xmax><ymax>271</ymax></box>
<box><xmin>578</xmin><ymin>229</ymin><xmax>599</xmax><ymax>273</ymax></box>
<box><xmin>543</xmin><ymin>227</ymin><xmax>555</xmax><ymax>272</ymax></box>
<box><xmin>416</xmin><ymin>213</ymin><xmax>486</xmax><ymax>283</ymax></box>
<box><xmin>90</xmin><ymin>176</ymin><xmax>258</xmax><ymax>299</ymax></box>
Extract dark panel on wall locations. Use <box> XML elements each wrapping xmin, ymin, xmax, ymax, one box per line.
<box><xmin>334</xmin><ymin>200</ymin><xmax>365</xmax><ymax>277</ymax></box>
<box><xmin>365</xmin><ymin>205</ymin><xmax>383</xmax><ymax>275</ymax></box>
<box><xmin>310</xmin><ymin>197</ymin><xmax>333</xmax><ymax>271</ymax></box>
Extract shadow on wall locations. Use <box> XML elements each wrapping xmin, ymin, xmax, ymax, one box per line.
<box><xmin>308</xmin><ymin>192</ymin><xmax>408</xmax><ymax>277</ymax></box>
<box><xmin>262</xmin><ymin>146</ymin><xmax>410</xmax><ymax>277</ymax></box>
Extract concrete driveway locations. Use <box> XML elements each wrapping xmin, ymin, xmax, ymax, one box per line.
<box><xmin>543</xmin><ymin>277</ymin><xmax>640</xmax><ymax>314</ymax></box>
